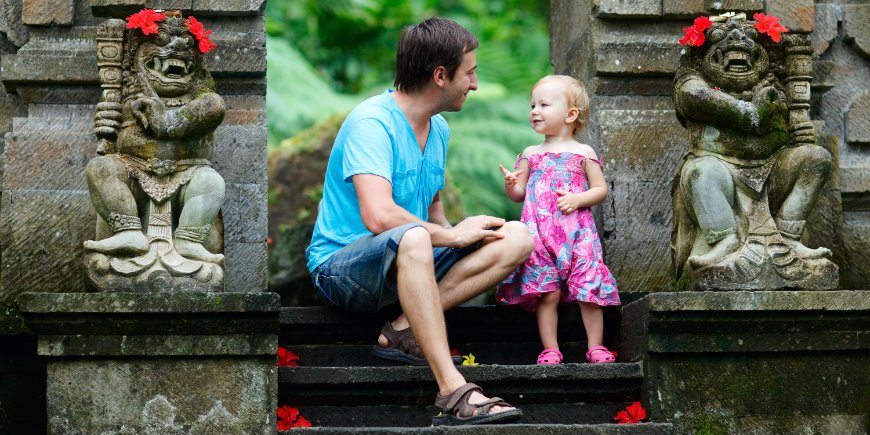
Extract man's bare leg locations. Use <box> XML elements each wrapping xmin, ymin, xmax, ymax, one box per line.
<box><xmin>385</xmin><ymin>220</ymin><xmax>532</xmax><ymax>330</ymax></box>
<box><xmin>392</xmin><ymin>226</ymin><xmax>515</xmax><ymax>412</ymax></box>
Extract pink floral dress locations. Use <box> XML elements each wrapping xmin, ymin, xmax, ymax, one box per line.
<box><xmin>496</xmin><ymin>152</ymin><xmax>620</xmax><ymax>311</ymax></box>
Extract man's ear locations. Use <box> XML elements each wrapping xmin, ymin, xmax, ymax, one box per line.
<box><xmin>566</xmin><ymin>107</ymin><xmax>580</xmax><ymax>123</ymax></box>
<box><xmin>432</xmin><ymin>66</ymin><xmax>448</xmax><ymax>88</ymax></box>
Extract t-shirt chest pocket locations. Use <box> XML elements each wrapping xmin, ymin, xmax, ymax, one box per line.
<box><xmin>391</xmin><ymin>168</ymin><xmax>418</xmax><ymax>203</ymax></box>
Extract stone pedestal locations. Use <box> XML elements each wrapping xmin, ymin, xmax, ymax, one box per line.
<box><xmin>17</xmin><ymin>292</ymin><xmax>280</xmax><ymax>435</ymax></box>
<box><xmin>620</xmin><ymin>291</ymin><xmax>870</xmax><ymax>434</ymax></box>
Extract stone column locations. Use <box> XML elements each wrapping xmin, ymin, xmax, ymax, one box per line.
<box><xmin>18</xmin><ymin>292</ymin><xmax>279</xmax><ymax>434</ymax></box>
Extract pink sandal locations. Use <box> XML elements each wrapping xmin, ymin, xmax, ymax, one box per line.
<box><xmin>585</xmin><ymin>345</ymin><xmax>615</xmax><ymax>363</ymax></box>
<box><xmin>536</xmin><ymin>348</ymin><xmax>563</xmax><ymax>364</ymax></box>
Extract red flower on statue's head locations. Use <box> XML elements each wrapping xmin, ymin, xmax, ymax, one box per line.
<box><xmin>125</xmin><ymin>9</ymin><xmax>164</xmax><ymax>35</ymax></box>
<box><xmin>679</xmin><ymin>16</ymin><xmax>713</xmax><ymax>47</ymax></box>
<box><xmin>277</xmin><ymin>347</ymin><xmax>300</xmax><ymax>367</ymax></box>
<box><xmin>753</xmin><ymin>13</ymin><xmax>789</xmax><ymax>43</ymax></box>
<box><xmin>277</xmin><ymin>405</ymin><xmax>312</xmax><ymax>430</ymax></box>
<box><xmin>613</xmin><ymin>401</ymin><xmax>647</xmax><ymax>424</ymax></box>
<box><xmin>185</xmin><ymin>16</ymin><xmax>216</xmax><ymax>53</ymax></box>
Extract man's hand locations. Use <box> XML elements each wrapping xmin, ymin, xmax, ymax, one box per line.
<box><xmin>442</xmin><ymin>215</ymin><xmax>505</xmax><ymax>248</ymax></box>
<box><xmin>556</xmin><ymin>190</ymin><xmax>582</xmax><ymax>214</ymax></box>
<box><xmin>499</xmin><ymin>164</ymin><xmax>524</xmax><ymax>189</ymax></box>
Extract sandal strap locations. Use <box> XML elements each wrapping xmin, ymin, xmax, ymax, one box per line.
<box><xmin>381</xmin><ymin>321</ymin><xmax>423</xmax><ymax>359</ymax></box>
<box><xmin>587</xmin><ymin>345</ymin><xmax>609</xmax><ymax>354</ymax></box>
<box><xmin>435</xmin><ymin>382</ymin><xmax>482</xmax><ymax>412</ymax></box>
<box><xmin>539</xmin><ymin>348</ymin><xmax>563</xmax><ymax>358</ymax></box>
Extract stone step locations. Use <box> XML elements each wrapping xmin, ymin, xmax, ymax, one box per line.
<box><xmin>280</xmin><ymin>305</ymin><xmax>621</xmax><ymax>346</ymax></box>
<box><xmin>279</xmin><ymin>363</ymin><xmax>642</xmax><ymax>406</ymax></box>
<box><xmin>285</xmin><ymin>341</ymin><xmax>593</xmax><ymax>367</ymax></box>
<box><xmin>280</xmin><ymin>422</ymin><xmax>674</xmax><ymax>434</ymax></box>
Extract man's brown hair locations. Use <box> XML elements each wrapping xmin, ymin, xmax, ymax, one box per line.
<box><xmin>394</xmin><ymin>17</ymin><xmax>479</xmax><ymax>93</ymax></box>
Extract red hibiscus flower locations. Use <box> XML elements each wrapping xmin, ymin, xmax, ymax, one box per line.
<box><xmin>277</xmin><ymin>405</ymin><xmax>312</xmax><ymax>430</ymax></box>
<box><xmin>449</xmin><ymin>347</ymin><xmax>461</xmax><ymax>357</ymax></box>
<box><xmin>185</xmin><ymin>16</ymin><xmax>216</xmax><ymax>53</ymax></box>
<box><xmin>613</xmin><ymin>401</ymin><xmax>647</xmax><ymax>424</ymax></box>
<box><xmin>679</xmin><ymin>16</ymin><xmax>713</xmax><ymax>46</ymax></box>
<box><xmin>753</xmin><ymin>13</ymin><xmax>789</xmax><ymax>43</ymax></box>
<box><xmin>126</xmin><ymin>9</ymin><xmax>164</xmax><ymax>35</ymax></box>
<box><xmin>277</xmin><ymin>347</ymin><xmax>300</xmax><ymax>367</ymax></box>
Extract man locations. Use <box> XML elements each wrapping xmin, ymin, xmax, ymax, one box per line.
<box><xmin>305</xmin><ymin>17</ymin><xmax>532</xmax><ymax>425</ymax></box>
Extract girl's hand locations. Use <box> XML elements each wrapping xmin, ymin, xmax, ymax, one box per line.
<box><xmin>556</xmin><ymin>189</ymin><xmax>581</xmax><ymax>214</ymax></box>
<box><xmin>499</xmin><ymin>164</ymin><xmax>524</xmax><ymax>188</ymax></box>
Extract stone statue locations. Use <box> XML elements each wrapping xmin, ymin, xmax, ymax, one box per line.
<box><xmin>672</xmin><ymin>13</ymin><xmax>838</xmax><ymax>290</ymax></box>
<box><xmin>84</xmin><ymin>11</ymin><xmax>225</xmax><ymax>291</ymax></box>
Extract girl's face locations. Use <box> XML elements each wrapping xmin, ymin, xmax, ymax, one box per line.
<box><xmin>529</xmin><ymin>81</ymin><xmax>572</xmax><ymax>136</ymax></box>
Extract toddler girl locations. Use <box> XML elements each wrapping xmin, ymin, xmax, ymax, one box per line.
<box><xmin>497</xmin><ymin>75</ymin><xmax>620</xmax><ymax>364</ymax></box>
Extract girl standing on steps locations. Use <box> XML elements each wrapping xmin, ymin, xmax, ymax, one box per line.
<box><xmin>496</xmin><ymin>75</ymin><xmax>620</xmax><ymax>365</ymax></box>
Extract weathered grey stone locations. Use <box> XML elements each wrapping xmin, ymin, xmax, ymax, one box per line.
<box><xmin>813</xmin><ymin>4</ymin><xmax>839</xmax><ymax>56</ymax></box>
<box><xmin>211</xmin><ymin>124</ymin><xmax>267</xmax><ymax>185</ymax></box>
<box><xmin>844</xmin><ymin>4</ymin><xmax>870</xmax><ymax>59</ymax></box>
<box><xmin>1</xmin><ymin>190</ymin><xmax>94</xmax><ymax>298</ymax></box>
<box><xmin>144</xmin><ymin>0</ymin><xmax>191</xmax><ymax>9</ymax></box>
<box><xmin>662</xmin><ymin>0</ymin><xmax>705</xmax><ymax>18</ymax></box>
<box><xmin>548</xmin><ymin>0</ymin><xmax>591</xmax><ymax>79</ymax></box>
<box><xmin>621</xmin><ymin>291</ymin><xmax>870</xmax><ymax>434</ymax></box>
<box><xmin>842</xmin><ymin>219</ymin><xmax>870</xmax><ymax>288</ymax></box>
<box><xmin>0</xmin><ymin>32</ymin><xmax>97</xmax><ymax>85</ymax></box>
<box><xmin>706</xmin><ymin>0</ymin><xmax>762</xmax><ymax>13</ymax></box>
<box><xmin>592</xmin><ymin>22</ymin><xmax>682</xmax><ymax>76</ymax></box>
<box><xmin>224</xmin><ymin>242</ymin><xmax>267</xmax><ymax>292</ymax></box>
<box><xmin>222</xmin><ymin>183</ymin><xmax>267</xmax><ymax>245</ymax></box>
<box><xmin>192</xmin><ymin>0</ymin><xmax>264</xmax><ymax>15</ymax></box>
<box><xmin>847</xmin><ymin>90</ymin><xmax>870</xmax><ymax>145</ymax></box>
<box><xmin>596</xmin><ymin>110</ymin><xmax>685</xmax><ymax>291</ymax></box>
<box><xmin>841</xmin><ymin>166</ymin><xmax>870</xmax><ymax>194</ymax></box>
<box><xmin>593</xmin><ymin>0</ymin><xmax>660</xmax><ymax>18</ymax></box>
<box><xmin>1</xmin><ymin>131</ymin><xmax>94</xmax><ymax>190</ymax></box>
<box><xmin>765</xmin><ymin>0</ymin><xmax>814</xmax><ymax>33</ymax></box>
<box><xmin>0</xmin><ymin>0</ymin><xmax>30</xmax><ymax>47</ymax></box>
<box><xmin>13</xmin><ymin>85</ymin><xmax>102</xmax><ymax>104</ymax></box>
<box><xmin>89</xmin><ymin>0</ymin><xmax>146</xmax><ymax>18</ymax></box>
<box><xmin>22</xmin><ymin>0</ymin><xmax>75</xmax><ymax>26</ymax></box>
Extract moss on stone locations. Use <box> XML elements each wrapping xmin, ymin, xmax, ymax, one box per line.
<box><xmin>0</xmin><ymin>303</ymin><xmax>30</xmax><ymax>335</ymax></box>
<box><xmin>695</xmin><ymin>415</ymin><xmax>729</xmax><ymax>435</ymax></box>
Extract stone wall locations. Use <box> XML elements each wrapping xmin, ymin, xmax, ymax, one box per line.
<box><xmin>0</xmin><ymin>0</ymin><xmax>268</xmax><ymax>316</ymax></box>
<box><xmin>550</xmin><ymin>0</ymin><xmax>869</xmax><ymax>291</ymax></box>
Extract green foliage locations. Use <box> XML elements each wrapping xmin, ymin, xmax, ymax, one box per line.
<box><xmin>266</xmin><ymin>0</ymin><xmax>552</xmax><ymax>219</ymax></box>
<box><xmin>265</xmin><ymin>37</ymin><xmax>357</xmax><ymax>147</ymax></box>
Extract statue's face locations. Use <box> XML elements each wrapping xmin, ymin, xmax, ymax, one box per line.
<box><xmin>700</xmin><ymin>17</ymin><xmax>768</xmax><ymax>92</ymax></box>
<box><xmin>136</xmin><ymin>17</ymin><xmax>199</xmax><ymax>97</ymax></box>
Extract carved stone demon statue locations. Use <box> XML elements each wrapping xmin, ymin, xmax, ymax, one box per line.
<box><xmin>672</xmin><ymin>13</ymin><xmax>837</xmax><ymax>290</ymax></box>
<box><xmin>85</xmin><ymin>11</ymin><xmax>225</xmax><ymax>291</ymax></box>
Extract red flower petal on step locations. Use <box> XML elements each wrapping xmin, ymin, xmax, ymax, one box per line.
<box><xmin>277</xmin><ymin>405</ymin><xmax>300</xmax><ymax>430</ymax></box>
<box><xmin>277</xmin><ymin>347</ymin><xmax>300</xmax><ymax>367</ymax></box>
<box><xmin>293</xmin><ymin>415</ymin><xmax>312</xmax><ymax>427</ymax></box>
<box><xmin>613</xmin><ymin>401</ymin><xmax>647</xmax><ymax>424</ymax></box>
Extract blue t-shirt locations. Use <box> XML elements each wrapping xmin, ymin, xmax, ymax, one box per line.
<box><xmin>305</xmin><ymin>90</ymin><xmax>449</xmax><ymax>272</ymax></box>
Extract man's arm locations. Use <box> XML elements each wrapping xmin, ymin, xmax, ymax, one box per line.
<box><xmin>353</xmin><ymin>174</ymin><xmax>502</xmax><ymax>248</ymax></box>
<box><xmin>427</xmin><ymin>192</ymin><xmax>452</xmax><ymax>228</ymax></box>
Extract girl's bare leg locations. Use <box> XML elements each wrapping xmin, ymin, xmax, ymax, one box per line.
<box><xmin>579</xmin><ymin>302</ymin><xmax>604</xmax><ymax>349</ymax></box>
<box><xmin>537</xmin><ymin>290</ymin><xmax>561</xmax><ymax>350</ymax></box>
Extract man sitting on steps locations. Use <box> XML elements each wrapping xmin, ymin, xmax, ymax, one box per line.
<box><xmin>305</xmin><ymin>17</ymin><xmax>533</xmax><ymax>426</ymax></box>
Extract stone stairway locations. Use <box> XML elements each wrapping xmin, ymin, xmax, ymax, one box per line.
<box><xmin>277</xmin><ymin>304</ymin><xmax>674</xmax><ymax>433</ymax></box>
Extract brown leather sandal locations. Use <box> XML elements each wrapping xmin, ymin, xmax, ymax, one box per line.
<box><xmin>432</xmin><ymin>382</ymin><xmax>523</xmax><ymax>426</ymax></box>
<box><xmin>371</xmin><ymin>322</ymin><xmax>463</xmax><ymax>366</ymax></box>
<box><xmin>371</xmin><ymin>321</ymin><xmax>427</xmax><ymax>365</ymax></box>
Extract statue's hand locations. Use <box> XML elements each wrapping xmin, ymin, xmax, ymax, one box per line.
<box><xmin>130</xmin><ymin>97</ymin><xmax>168</xmax><ymax>136</ymax></box>
<box><xmin>93</xmin><ymin>101</ymin><xmax>123</xmax><ymax>140</ymax></box>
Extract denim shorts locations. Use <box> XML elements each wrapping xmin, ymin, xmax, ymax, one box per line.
<box><xmin>311</xmin><ymin>223</ymin><xmax>480</xmax><ymax>312</ymax></box>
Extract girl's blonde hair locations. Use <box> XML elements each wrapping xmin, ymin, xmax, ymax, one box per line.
<box><xmin>533</xmin><ymin>75</ymin><xmax>590</xmax><ymax>134</ymax></box>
